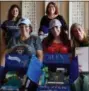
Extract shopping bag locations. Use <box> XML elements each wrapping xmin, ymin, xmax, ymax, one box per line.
<box><xmin>26</xmin><ymin>55</ymin><xmax>43</xmax><ymax>84</ymax></box>
<box><xmin>5</xmin><ymin>54</ymin><xmax>30</xmax><ymax>72</ymax></box>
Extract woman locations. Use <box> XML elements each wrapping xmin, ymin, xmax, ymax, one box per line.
<box><xmin>0</xmin><ymin>4</ymin><xmax>22</xmax><ymax>86</ymax></box>
<box><xmin>7</xmin><ymin>18</ymin><xmax>43</xmax><ymax>61</ymax></box>
<box><xmin>42</xmin><ymin>19</ymin><xmax>70</xmax><ymax>54</ymax></box>
<box><xmin>70</xmin><ymin>23</ymin><xmax>89</xmax><ymax>91</ymax></box>
<box><xmin>1</xmin><ymin>4</ymin><xmax>22</xmax><ymax>46</ymax></box>
<box><xmin>42</xmin><ymin>19</ymin><xmax>71</xmax><ymax>87</ymax></box>
<box><xmin>0</xmin><ymin>18</ymin><xmax>43</xmax><ymax>91</ymax></box>
<box><xmin>71</xmin><ymin>23</ymin><xmax>89</xmax><ymax>47</ymax></box>
<box><xmin>38</xmin><ymin>1</ymin><xmax>68</xmax><ymax>36</ymax></box>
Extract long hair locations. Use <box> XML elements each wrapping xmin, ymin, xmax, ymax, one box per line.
<box><xmin>70</xmin><ymin>23</ymin><xmax>88</xmax><ymax>47</ymax></box>
<box><xmin>46</xmin><ymin>1</ymin><xmax>58</xmax><ymax>15</ymax></box>
<box><xmin>43</xmin><ymin>27</ymin><xmax>70</xmax><ymax>47</ymax></box>
<box><xmin>8</xmin><ymin>4</ymin><xmax>21</xmax><ymax>21</ymax></box>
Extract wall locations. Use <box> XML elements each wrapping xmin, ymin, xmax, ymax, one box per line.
<box><xmin>0</xmin><ymin>1</ymin><xmax>21</xmax><ymax>23</ymax></box>
<box><xmin>84</xmin><ymin>2</ymin><xmax>89</xmax><ymax>34</ymax></box>
<box><xmin>36</xmin><ymin>1</ymin><xmax>45</xmax><ymax>32</ymax></box>
<box><xmin>58</xmin><ymin>1</ymin><xmax>69</xmax><ymax>25</ymax></box>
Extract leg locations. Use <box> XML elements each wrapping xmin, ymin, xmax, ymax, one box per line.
<box><xmin>25</xmin><ymin>77</ymin><xmax>38</xmax><ymax>91</ymax></box>
<box><xmin>0</xmin><ymin>66</ymin><xmax>5</xmax><ymax>85</ymax></box>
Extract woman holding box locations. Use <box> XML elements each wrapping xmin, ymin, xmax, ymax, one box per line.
<box><xmin>70</xmin><ymin>23</ymin><xmax>89</xmax><ymax>91</ymax></box>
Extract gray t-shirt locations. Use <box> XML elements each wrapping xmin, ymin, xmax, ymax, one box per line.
<box><xmin>7</xmin><ymin>35</ymin><xmax>42</xmax><ymax>55</ymax></box>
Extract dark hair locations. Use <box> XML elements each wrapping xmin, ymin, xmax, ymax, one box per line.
<box><xmin>29</xmin><ymin>25</ymin><xmax>33</xmax><ymax>33</ymax></box>
<box><xmin>19</xmin><ymin>24</ymin><xmax>33</xmax><ymax>33</ymax></box>
<box><xmin>46</xmin><ymin>1</ymin><xmax>58</xmax><ymax>15</ymax></box>
<box><xmin>44</xmin><ymin>28</ymin><xmax>70</xmax><ymax>47</ymax></box>
<box><xmin>8</xmin><ymin>4</ymin><xmax>21</xmax><ymax>20</ymax></box>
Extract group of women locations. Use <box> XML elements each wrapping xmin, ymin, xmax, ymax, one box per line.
<box><xmin>0</xmin><ymin>1</ymin><xmax>89</xmax><ymax>91</ymax></box>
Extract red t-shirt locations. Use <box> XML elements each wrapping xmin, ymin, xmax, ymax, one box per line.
<box><xmin>43</xmin><ymin>41</ymin><xmax>69</xmax><ymax>54</ymax></box>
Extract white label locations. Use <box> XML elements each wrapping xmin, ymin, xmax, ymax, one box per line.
<box><xmin>75</xmin><ymin>47</ymin><xmax>89</xmax><ymax>72</ymax></box>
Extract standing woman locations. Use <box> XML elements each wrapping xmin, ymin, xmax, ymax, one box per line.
<box><xmin>38</xmin><ymin>1</ymin><xmax>68</xmax><ymax>35</ymax></box>
<box><xmin>1</xmin><ymin>4</ymin><xmax>22</xmax><ymax>46</ymax></box>
<box><xmin>70</xmin><ymin>23</ymin><xmax>89</xmax><ymax>91</ymax></box>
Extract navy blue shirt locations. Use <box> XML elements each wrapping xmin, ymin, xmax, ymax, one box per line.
<box><xmin>1</xmin><ymin>19</ymin><xmax>21</xmax><ymax>45</ymax></box>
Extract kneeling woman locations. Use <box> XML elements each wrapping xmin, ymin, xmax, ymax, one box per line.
<box><xmin>70</xmin><ymin>23</ymin><xmax>89</xmax><ymax>91</ymax></box>
<box><xmin>42</xmin><ymin>19</ymin><xmax>70</xmax><ymax>54</ymax></box>
<box><xmin>42</xmin><ymin>19</ymin><xmax>71</xmax><ymax>75</ymax></box>
<box><xmin>0</xmin><ymin>18</ymin><xmax>43</xmax><ymax>90</ymax></box>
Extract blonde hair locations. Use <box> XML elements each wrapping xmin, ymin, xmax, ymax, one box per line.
<box><xmin>70</xmin><ymin>23</ymin><xmax>87</xmax><ymax>47</ymax></box>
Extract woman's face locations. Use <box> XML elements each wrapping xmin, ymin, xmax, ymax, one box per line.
<box><xmin>51</xmin><ymin>26</ymin><xmax>61</xmax><ymax>37</ymax></box>
<box><xmin>72</xmin><ymin>25</ymin><xmax>85</xmax><ymax>41</ymax></box>
<box><xmin>11</xmin><ymin>7</ymin><xmax>19</xmax><ymax>18</ymax></box>
<box><xmin>19</xmin><ymin>24</ymin><xmax>31</xmax><ymax>36</ymax></box>
<box><xmin>48</xmin><ymin>4</ymin><xmax>56</xmax><ymax>15</ymax></box>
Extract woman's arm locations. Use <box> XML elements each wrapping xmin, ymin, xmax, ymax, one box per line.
<box><xmin>38</xmin><ymin>16</ymin><xmax>46</xmax><ymax>35</ymax></box>
<box><xmin>0</xmin><ymin>49</ymin><xmax>11</xmax><ymax>67</ymax></box>
<box><xmin>0</xmin><ymin>37</ymin><xmax>14</xmax><ymax>66</ymax></box>
<box><xmin>36</xmin><ymin>50</ymin><xmax>43</xmax><ymax>62</ymax></box>
<box><xmin>1</xmin><ymin>31</ymin><xmax>6</xmax><ymax>53</ymax></box>
<box><xmin>0</xmin><ymin>29</ymin><xmax>6</xmax><ymax>66</ymax></box>
<box><xmin>0</xmin><ymin>50</ymin><xmax>6</xmax><ymax>67</ymax></box>
<box><xmin>35</xmin><ymin>36</ymin><xmax>43</xmax><ymax>62</ymax></box>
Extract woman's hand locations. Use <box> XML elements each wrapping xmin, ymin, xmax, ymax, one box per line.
<box><xmin>36</xmin><ymin>50</ymin><xmax>43</xmax><ymax>63</ymax></box>
<box><xmin>39</xmin><ymin>31</ymin><xmax>44</xmax><ymax>35</ymax></box>
<box><xmin>79</xmin><ymin>65</ymin><xmax>82</xmax><ymax>72</ymax></box>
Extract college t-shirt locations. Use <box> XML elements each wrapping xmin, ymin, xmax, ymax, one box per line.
<box><xmin>7</xmin><ymin>35</ymin><xmax>42</xmax><ymax>55</ymax></box>
<box><xmin>1</xmin><ymin>19</ymin><xmax>21</xmax><ymax>45</ymax></box>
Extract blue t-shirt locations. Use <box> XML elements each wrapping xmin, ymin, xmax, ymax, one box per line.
<box><xmin>1</xmin><ymin>19</ymin><xmax>21</xmax><ymax>45</ymax></box>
